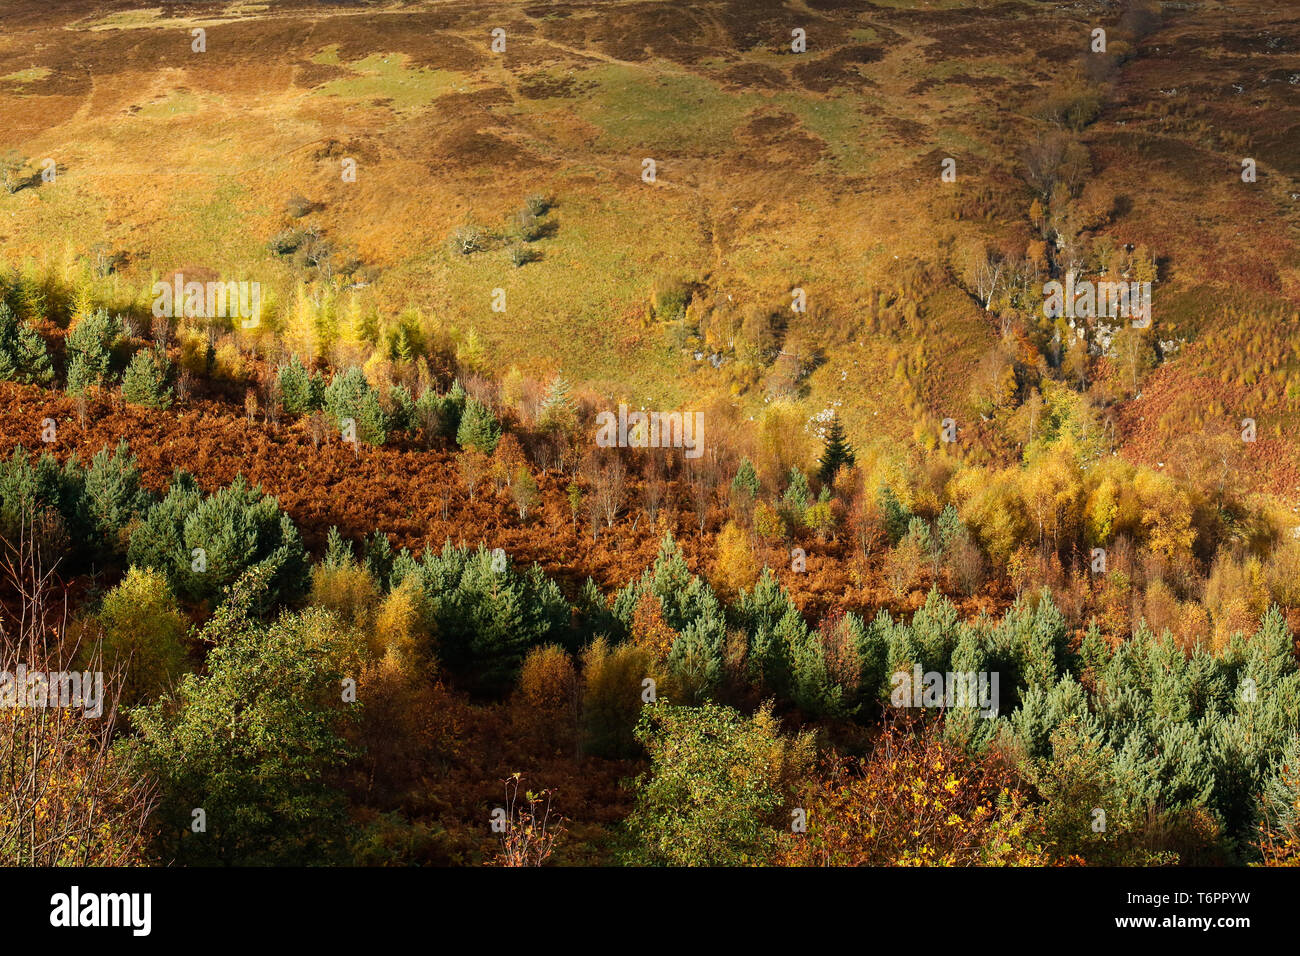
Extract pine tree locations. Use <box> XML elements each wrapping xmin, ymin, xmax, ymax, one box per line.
<box><xmin>65</xmin><ymin>308</ymin><xmax>117</xmax><ymax>393</ymax></box>
<box><xmin>732</xmin><ymin>457</ymin><xmax>760</xmax><ymax>499</ymax></box>
<box><xmin>384</xmin><ymin>384</ymin><xmax>414</xmax><ymax>432</ymax></box>
<box><xmin>323</xmin><ymin>526</ymin><xmax>353</xmax><ymax>568</ymax></box>
<box><xmin>456</xmin><ymin>397</ymin><xmax>501</xmax><ymax>454</ymax></box>
<box><xmin>128</xmin><ymin>473</ymin><xmax>308</xmax><ymax>607</ymax></box>
<box><xmin>816</xmin><ymin>414</ymin><xmax>855</xmax><ymax>486</ymax></box>
<box><xmin>363</xmin><ymin>529</ymin><xmax>394</xmax><ymax>583</ymax></box>
<box><xmin>277</xmin><ymin>355</ymin><xmax>313</xmax><ymax>414</ymax></box>
<box><xmin>0</xmin><ymin>301</ymin><xmax>53</xmax><ymax>385</ymax></box>
<box><xmin>441</xmin><ymin>379</ymin><xmax>467</xmax><ymax>438</ymax></box>
<box><xmin>783</xmin><ymin>465</ymin><xmax>810</xmax><ymax>513</ymax></box>
<box><xmin>121</xmin><ymin>348</ymin><xmax>173</xmax><ymax>409</ymax></box>
<box><xmin>398</xmin><ymin>542</ymin><xmax>569</xmax><ymax>692</ymax></box>
<box><xmin>878</xmin><ymin>486</ymin><xmax>912</xmax><ymax>544</ymax></box>
<box><xmin>936</xmin><ymin>503</ymin><xmax>964</xmax><ymax>551</ymax></box>
<box><xmin>323</xmin><ymin>367</ymin><xmax>387</xmax><ymax>445</ymax></box>
<box><xmin>538</xmin><ymin>375</ymin><xmax>576</xmax><ymax>433</ymax></box>
<box><xmin>738</xmin><ymin>570</ymin><xmax>806</xmax><ymax>698</ymax></box>
<box><xmin>79</xmin><ymin>440</ymin><xmax>147</xmax><ymax>554</ymax></box>
<box><xmin>666</xmin><ymin>617</ymin><xmax>724</xmax><ymax>703</ymax></box>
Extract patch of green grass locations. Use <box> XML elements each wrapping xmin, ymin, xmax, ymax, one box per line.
<box><xmin>121</xmin><ymin>179</ymin><xmax>272</xmax><ymax>278</ymax></box>
<box><xmin>775</xmin><ymin>92</ymin><xmax>881</xmax><ymax>174</ymax></box>
<box><xmin>310</xmin><ymin>45</ymin><xmax>341</xmax><ymax>66</ymax></box>
<box><xmin>565</xmin><ymin>62</ymin><xmax>879</xmax><ymax>174</ymax></box>
<box><xmin>314</xmin><ymin>54</ymin><xmax>476</xmax><ymax>110</ymax></box>
<box><xmin>572</xmin><ymin>63</ymin><xmax>759</xmax><ymax>154</ymax></box>
<box><xmin>2</xmin><ymin>67</ymin><xmax>52</xmax><ymax>85</ymax></box>
<box><xmin>137</xmin><ymin>89</ymin><xmax>204</xmax><ymax>119</ymax></box>
<box><xmin>865</xmin><ymin>0</ymin><xmax>1010</xmax><ymax>8</ymax></box>
<box><xmin>83</xmin><ymin>8</ymin><xmax>167</xmax><ymax>30</ymax></box>
<box><xmin>379</xmin><ymin>181</ymin><xmax>709</xmax><ymax>404</ymax></box>
<box><xmin>82</xmin><ymin>3</ymin><xmax>260</xmax><ymax>30</ymax></box>
<box><xmin>931</xmin><ymin>124</ymin><xmax>996</xmax><ymax>159</ymax></box>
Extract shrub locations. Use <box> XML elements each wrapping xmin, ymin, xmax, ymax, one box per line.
<box><xmin>285</xmin><ymin>193</ymin><xmax>316</xmax><ymax>219</ymax></box>
<box><xmin>650</xmin><ymin>276</ymin><xmax>690</xmax><ymax>322</ymax></box>
<box><xmin>625</xmin><ymin>701</ymin><xmax>814</xmax><ymax>866</ymax></box>
<box><xmin>752</xmin><ymin>501</ymin><xmax>786</xmax><ymax>542</ymax></box>
<box><xmin>580</xmin><ymin>637</ymin><xmax>655</xmax><ymax>759</ymax></box>
<box><xmin>128</xmin><ymin>472</ymin><xmax>309</xmax><ymax>609</ymax></box>
<box><xmin>777</xmin><ymin>720</ymin><xmax>1045</xmax><ymax>865</ymax></box>
<box><xmin>128</xmin><ymin>568</ymin><xmax>360</xmax><ymax>865</ymax></box>
<box><xmin>373</xmin><ymin>576</ymin><xmax>431</xmax><ymax>672</ymax></box>
<box><xmin>524</xmin><ymin>193</ymin><xmax>553</xmax><ymax>217</ymax></box>
<box><xmin>212</xmin><ymin>339</ymin><xmax>246</xmax><ymax>381</ymax></box>
<box><xmin>309</xmin><ymin>558</ymin><xmax>380</xmax><ymax>638</ymax></box>
<box><xmin>630</xmin><ymin>589</ymin><xmax>678</xmax><ymax>662</ymax></box>
<box><xmin>712</xmin><ymin>520</ymin><xmax>758</xmax><ymax>599</ymax></box>
<box><xmin>268</xmin><ymin>228</ymin><xmax>306</xmax><ymax>255</ymax></box>
<box><xmin>948</xmin><ymin>530</ymin><xmax>986</xmax><ymax>596</ymax></box>
<box><xmin>512</xmin><ymin>208</ymin><xmax>546</xmax><ymax>242</ymax></box>
<box><xmin>506</xmin><ymin>242</ymin><xmax>541</xmax><ymax>267</ymax></box>
<box><xmin>803</xmin><ymin>501</ymin><xmax>834</xmax><ymax>541</ymax></box>
<box><xmin>447</xmin><ymin>225</ymin><xmax>487</xmax><ymax>256</ymax></box>
<box><xmin>90</xmin><ymin>567</ymin><xmax>189</xmax><ymax>707</ymax></box>
<box><xmin>517</xmin><ymin>644</ymin><xmax>578</xmax><ymax>751</ymax></box>
<box><xmin>510</xmin><ymin>466</ymin><xmax>539</xmax><ymax>519</ymax></box>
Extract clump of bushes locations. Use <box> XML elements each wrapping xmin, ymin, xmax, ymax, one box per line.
<box><xmin>390</xmin><ymin>541</ymin><xmax>570</xmax><ymax>693</ymax></box>
<box><xmin>127</xmin><ymin>471</ymin><xmax>309</xmax><ymax>609</ymax></box>
<box><xmin>0</xmin><ymin>441</ymin><xmax>146</xmax><ymax>562</ymax></box>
